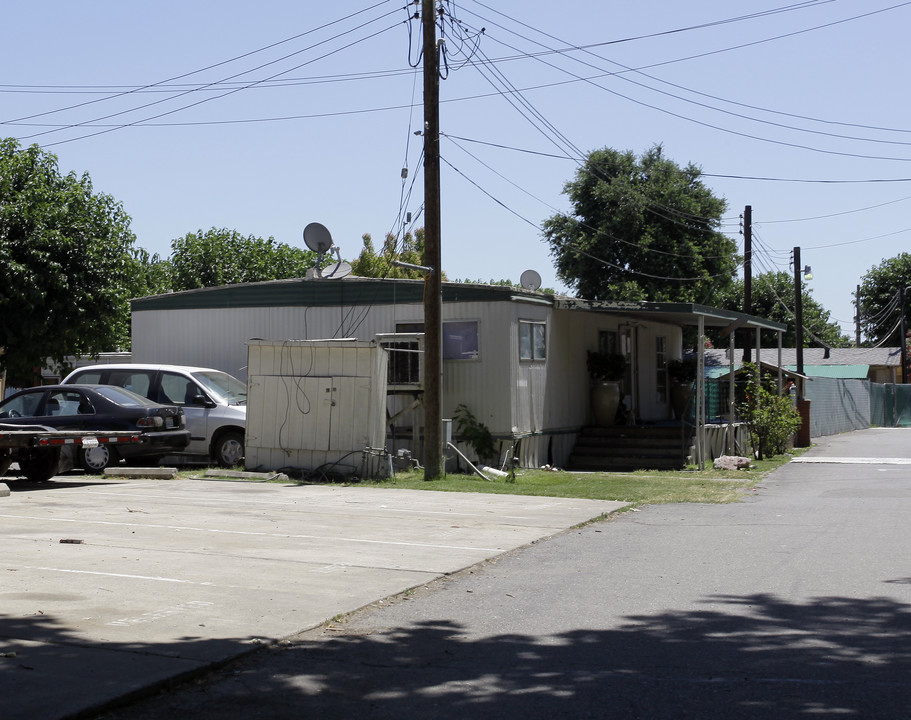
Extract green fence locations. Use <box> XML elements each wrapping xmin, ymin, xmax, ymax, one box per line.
<box><xmin>870</xmin><ymin>383</ymin><xmax>911</xmax><ymax>428</ymax></box>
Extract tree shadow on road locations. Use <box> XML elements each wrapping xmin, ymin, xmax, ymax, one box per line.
<box><xmin>81</xmin><ymin>592</ymin><xmax>911</xmax><ymax>720</ymax></box>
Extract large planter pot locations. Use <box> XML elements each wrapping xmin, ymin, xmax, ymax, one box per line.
<box><xmin>670</xmin><ymin>383</ymin><xmax>692</xmax><ymax>420</ymax></box>
<box><xmin>592</xmin><ymin>381</ymin><xmax>622</xmax><ymax>426</ymax></box>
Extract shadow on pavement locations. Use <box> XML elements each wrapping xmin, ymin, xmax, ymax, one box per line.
<box><xmin>4</xmin><ymin>477</ymin><xmax>127</xmax><ymax>492</ymax></box>
<box><xmin>82</xmin><ymin>592</ymin><xmax>911</xmax><ymax>720</ymax></box>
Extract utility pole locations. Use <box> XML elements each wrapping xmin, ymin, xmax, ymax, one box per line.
<box><xmin>742</xmin><ymin>205</ymin><xmax>752</xmax><ymax>362</ymax></box>
<box><xmin>793</xmin><ymin>245</ymin><xmax>811</xmax><ymax>447</ymax></box>
<box><xmin>422</xmin><ymin>0</ymin><xmax>443</xmax><ymax>479</ymax></box>
<box><xmin>900</xmin><ymin>286</ymin><xmax>908</xmax><ymax>384</ymax></box>
<box><xmin>855</xmin><ymin>285</ymin><xmax>861</xmax><ymax>347</ymax></box>
<box><xmin>793</xmin><ymin>246</ymin><xmax>804</xmax><ymax>381</ymax></box>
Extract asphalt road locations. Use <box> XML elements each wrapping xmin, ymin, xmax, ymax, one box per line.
<box><xmin>89</xmin><ymin>428</ymin><xmax>911</xmax><ymax>720</ymax></box>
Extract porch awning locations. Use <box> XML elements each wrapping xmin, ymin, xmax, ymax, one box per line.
<box><xmin>552</xmin><ymin>298</ymin><xmax>788</xmax><ymax>334</ymax></box>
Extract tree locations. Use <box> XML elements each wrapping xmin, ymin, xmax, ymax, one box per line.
<box><xmin>542</xmin><ymin>145</ymin><xmax>739</xmax><ymax>304</ymax></box>
<box><xmin>350</xmin><ymin>229</ymin><xmax>447</xmax><ymax>280</ymax></box>
<box><xmin>712</xmin><ymin>272</ymin><xmax>848</xmax><ymax>348</ymax></box>
<box><xmin>168</xmin><ymin>228</ymin><xmax>320</xmax><ymax>291</ymax></box>
<box><xmin>858</xmin><ymin>253</ymin><xmax>911</xmax><ymax>346</ymax></box>
<box><xmin>737</xmin><ymin>363</ymin><xmax>802</xmax><ymax>460</ymax></box>
<box><xmin>132</xmin><ymin>247</ymin><xmax>173</xmax><ymax>298</ymax></box>
<box><xmin>0</xmin><ymin>139</ymin><xmax>142</xmax><ymax>385</ymax></box>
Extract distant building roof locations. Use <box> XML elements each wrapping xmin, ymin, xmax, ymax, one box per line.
<box><xmin>701</xmin><ymin>347</ymin><xmax>902</xmax><ymax>369</ymax></box>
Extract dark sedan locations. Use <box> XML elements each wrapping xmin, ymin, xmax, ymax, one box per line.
<box><xmin>0</xmin><ymin>384</ymin><xmax>190</xmax><ymax>473</ymax></box>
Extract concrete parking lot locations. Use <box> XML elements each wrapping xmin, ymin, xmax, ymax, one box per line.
<box><xmin>0</xmin><ymin>474</ymin><xmax>626</xmax><ymax>720</ymax></box>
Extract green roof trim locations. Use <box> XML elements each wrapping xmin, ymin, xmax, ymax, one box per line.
<box><xmin>132</xmin><ymin>278</ymin><xmax>539</xmax><ymax>312</ymax></box>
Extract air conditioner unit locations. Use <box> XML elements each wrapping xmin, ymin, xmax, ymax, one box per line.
<box><xmin>376</xmin><ymin>333</ymin><xmax>424</xmax><ymax>391</ymax></box>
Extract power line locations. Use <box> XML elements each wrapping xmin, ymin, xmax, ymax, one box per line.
<box><xmin>2</xmin><ymin>0</ymin><xmax>398</xmax><ymax>126</ymax></box>
<box><xmin>14</xmin><ymin>9</ymin><xmax>404</xmax><ymax>147</ymax></box>
<box><xmin>463</xmin><ymin>2</ymin><xmax>911</xmax><ymax>161</ymax></box>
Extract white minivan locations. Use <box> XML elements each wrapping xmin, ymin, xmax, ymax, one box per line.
<box><xmin>63</xmin><ymin>364</ymin><xmax>246</xmax><ymax>467</ymax></box>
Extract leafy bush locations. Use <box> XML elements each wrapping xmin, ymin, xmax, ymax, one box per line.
<box><xmin>668</xmin><ymin>357</ymin><xmax>697</xmax><ymax>384</ymax></box>
<box><xmin>454</xmin><ymin>404</ymin><xmax>496</xmax><ymax>463</ymax></box>
<box><xmin>586</xmin><ymin>351</ymin><xmax>626</xmax><ymax>381</ymax></box>
<box><xmin>737</xmin><ymin>363</ymin><xmax>802</xmax><ymax>460</ymax></box>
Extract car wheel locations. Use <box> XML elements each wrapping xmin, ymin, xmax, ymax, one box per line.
<box><xmin>213</xmin><ymin>431</ymin><xmax>244</xmax><ymax>468</ymax></box>
<box><xmin>79</xmin><ymin>445</ymin><xmax>118</xmax><ymax>473</ymax></box>
<box><xmin>20</xmin><ymin>449</ymin><xmax>63</xmax><ymax>482</ymax></box>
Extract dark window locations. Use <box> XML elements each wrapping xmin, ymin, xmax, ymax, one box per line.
<box><xmin>443</xmin><ymin>321</ymin><xmax>479</xmax><ymax>360</ymax></box>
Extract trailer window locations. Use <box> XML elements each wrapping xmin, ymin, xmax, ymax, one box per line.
<box><xmin>519</xmin><ymin>321</ymin><xmax>546</xmax><ymax>361</ymax></box>
<box><xmin>443</xmin><ymin>321</ymin><xmax>479</xmax><ymax>360</ymax></box>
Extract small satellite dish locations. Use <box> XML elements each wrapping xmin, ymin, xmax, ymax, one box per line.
<box><xmin>320</xmin><ymin>261</ymin><xmax>352</xmax><ymax>280</ymax></box>
<box><xmin>520</xmin><ymin>269</ymin><xmax>542</xmax><ymax>291</ymax></box>
<box><xmin>303</xmin><ymin>222</ymin><xmax>334</xmax><ymax>254</ymax></box>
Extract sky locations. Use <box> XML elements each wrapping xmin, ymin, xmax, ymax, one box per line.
<box><xmin>3</xmin><ymin>0</ymin><xmax>911</xmax><ymax>343</ymax></box>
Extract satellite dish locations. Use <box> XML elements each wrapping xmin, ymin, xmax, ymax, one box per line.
<box><xmin>303</xmin><ymin>222</ymin><xmax>334</xmax><ymax>254</ymax></box>
<box><xmin>320</xmin><ymin>261</ymin><xmax>352</xmax><ymax>280</ymax></box>
<box><xmin>520</xmin><ymin>269</ymin><xmax>542</xmax><ymax>291</ymax></box>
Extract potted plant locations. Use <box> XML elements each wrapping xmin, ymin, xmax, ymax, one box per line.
<box><xmin>667</xmin><ymin>357</ymin><xmax>697</xmax><ymax>420</ymax></box>
<box><xmin>587</xmin><ymin>350</ymin><xmax>626</xmax><ymax>426</ymax></box>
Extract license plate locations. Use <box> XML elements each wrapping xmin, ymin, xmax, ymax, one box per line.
<box><xmin>82</xmin><ymin>438</ymin><xmax>99</xmax><ymax>448</ymax></box>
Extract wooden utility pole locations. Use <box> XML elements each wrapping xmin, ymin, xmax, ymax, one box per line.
<box><xmin>900</xmin><ymin>286</ymin><xmax>908</xmax><ymax>384</ymax></box>
<box><xmin>742</xmin><ymin>205</ymin><xmax>752</xmax><ymax>362</ymax></box>
<box><xmin>793</xmin><ymin>246</ymin><xmax>804</xmax><ymax>382</ymax></box>
<box><xmin>855</xmin><ymin>285</ymin><xmax>861</xmax><ymax>347</ymax></box>
<box><xmin>793</xmin><ymin>245</ymin><xmax>812</xmax><ymax>447</ymax></box>
<box><xmin>422</xmin><ymin>0</ymin><xmax>443</xmax><ymax>479</ymax></box>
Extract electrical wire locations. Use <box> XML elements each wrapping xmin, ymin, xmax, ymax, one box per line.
<box><xmin>1</xmin><ymin>0</ymin><xmax>399</xmax><ymax>125</ymax></box>
<box><xmin>16</xmin><ymin>9</ymin><xmax>405</xmax><ymax>147</ymax></box>
<box><xmin>443</xmin><ymin>134</ymin><xmax>736</xmax><ymax>261</ymax></box>
<box><xmin>466</xmin><ymin>2</ymin><xmax>911</xmax><ymax>152</ymax></box>
<box><xmin>459</xmin><ymin>5</ymin><xmax>911</xmax><ymax>163</ymax></box>
<box><xmin>441</xmin><ymin>152</ymin><xmax>742</xmax><ymax>284</ymax></box>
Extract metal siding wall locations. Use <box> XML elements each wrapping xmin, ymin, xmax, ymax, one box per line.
<box><xmin>440</xmin><ymin>302</ymin><xmax>515</xmax><ymax>436</ymax></box>
<box><xmin>513</xmin><ymin>303</ymin><xmax>551</xmax><ymax>434</ymax></box>
<box><xmin>133</xmin><ymin>305</ymin><xmax>413</xmax><ymax>381</ymax></box>
<box><xmin>544</xmin><ymin>309</ymin><xmax>591</xmax><ymax>429</ymax></box>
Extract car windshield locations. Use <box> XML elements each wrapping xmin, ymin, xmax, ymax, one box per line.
<box><xmin>191</xmin><ymin>371</ymin><xmax>247</xmax><ymax>405</ymax></box>
<box><xmin>94</xmin><ymin>385</ymin><xmax>159</xmax><ymax>408</ymax></box>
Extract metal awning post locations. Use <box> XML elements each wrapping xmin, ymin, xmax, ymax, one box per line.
<box><xmin>697</xmin><ymin>315</ymin><xmax>706</xmax><ymax>469</ymax></box>
<box><xmin>727</xmin><ymin>331</ymin><xmax>735</xmax><ymax>455</ymax></box>
<box><xmin>778</xmin><ymin>331</ymin><xmax>783</xmax><ymax>394</ymax></box>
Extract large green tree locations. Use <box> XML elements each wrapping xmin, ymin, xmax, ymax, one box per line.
<box><xmin>542</xmin><ymin>145</ymin><xmax>739</xmax><ymax>304</ymax></box>
<box><xmin>350</xmin><ymin>229</ymin><xmax>447</xmax><ymax>280</ymax></box>
<box><xmin>858</xmin><ymin>253</ymin><xmax>911</xmax><ymax>346</ymax></box>
<box><xmin>0</xmin><ymin>139</ymin><xmax>142</xmax><ymax>385</ymax></box>
<box><xmin>168</xmin><ymin>228</ymin><xmax>320</xmax><ymax>291</ymax></box>
<box><xmin>712</xmin><ymin>272</ymin><xmax>848</xmax><ymax>347</ymax></box>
